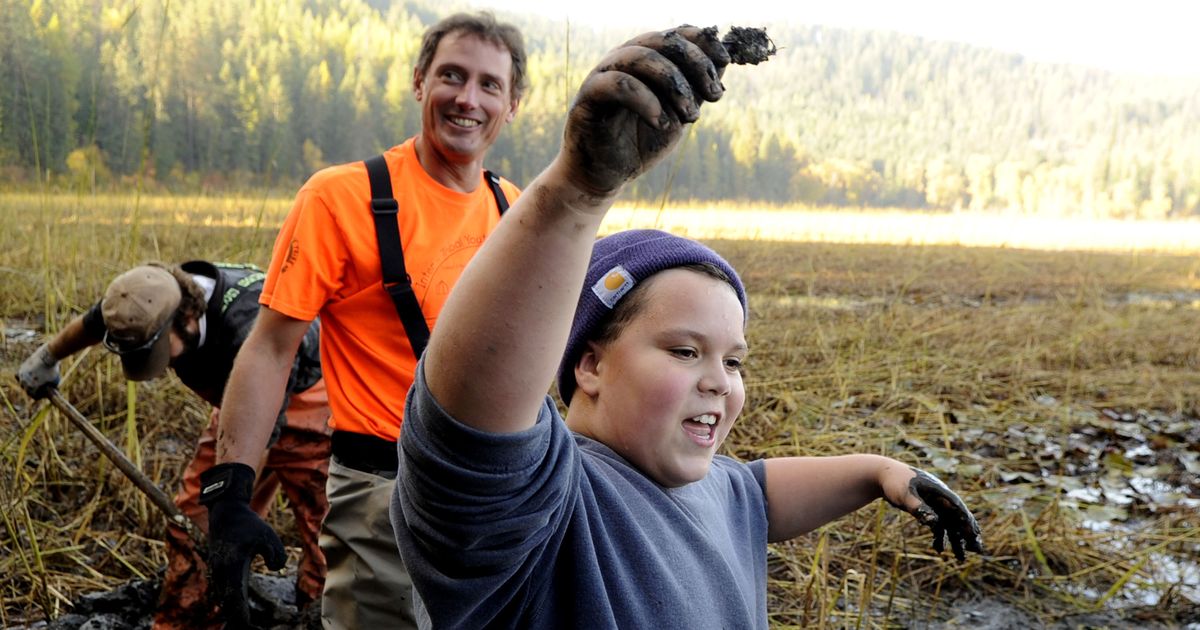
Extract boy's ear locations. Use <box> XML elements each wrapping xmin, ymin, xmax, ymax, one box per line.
<box><xmin>574</xmin><ymin>342</ymin><xmax>603</xmax><ymax>397</ymax></box>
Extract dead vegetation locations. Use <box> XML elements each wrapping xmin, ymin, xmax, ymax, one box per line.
<box><xmin>719</xmin><ymin>239</ymin><xmax>1200</xmax><ymax>627</ymax></box>
<box><xmin>2</xmin><ymin>194</ymin><xmax>1199</xmax><ymax>627</ymax></box>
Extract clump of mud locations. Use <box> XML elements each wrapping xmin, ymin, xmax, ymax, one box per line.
<box><xmin>25</xmin><ymin>574</ymin><xmax>318</xmax><ymax>630</ymax></box>
<box><xmin>41</xmin><ymin>579</ymin><xmax>159</xmax><ymax>630</ymax></box>
<box><xmin>722</xmin><ymin>26</ymin><xmax>777</xmax><ymax>65</ymax></box>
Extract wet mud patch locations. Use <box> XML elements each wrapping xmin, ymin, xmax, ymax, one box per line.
<box><xmin>929</xmin><ymin>593</ymin><xmax>1200</xmax><ymax>629</ymax></box>
<box><xmin>14</xmin><ymin>574</ymin><xmax>318</xmax><ymax>630</ymax></box>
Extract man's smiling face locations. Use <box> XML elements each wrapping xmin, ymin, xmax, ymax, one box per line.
<box><xmin>414</xmin><ymin>31</ymin><xmax>518</xmax><ymax>168</ymax></box>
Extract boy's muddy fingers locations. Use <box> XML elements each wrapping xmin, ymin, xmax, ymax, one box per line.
<box><xmin>590</xmin><ymin>43</ymin><xmax>703</xmax><ymax>124</ymax></box>
<box><xmin>953</xmin><ymin>505</ymin><xmax>985</xmax><ymax>555</ymax></box>
<box><xmin>672</xmin><ymin>25</ymin><xmax>731</xmax><ymax>75</ymax></box>
<box><xmin>562</xmin><ymin>41</ymin><xmax>697</xmax><ymax>197</ymax></box>
<box><xmin>911</xmin><ymin>503</ymin><xmax>938</xmax><ymax>527</ymax></box>
<box><xmin>936</xmin><ymin>524</ymin><xmax>949</xmax><ymax>555</ymax></box>
<box><xmin>949</xmin><ymin>528</ymin><xmax>967</xmax><ymax>562</ymax></box>
<box><xmin>942</xmin><ymin>499</ymin><xmax>984</xmax><ymax>557</ymax></box>
<box><xmin>967</xmin><ymin>520</ymin><xmax>985</xmax><ymax>553</ymax></box>
<box><xmin>909</xmin><ymin>467</ymin><xmax>985</xmax><ymax>558</ymax></box>
<box><xmin>564</xmin><ymin>70</ymin><xmax>671</xmax><ymax>196</ymax></box>
<box><xmin>622</xmin><ymin>26</ymin><xmax>727</xmax><ymax>101</ymax></box>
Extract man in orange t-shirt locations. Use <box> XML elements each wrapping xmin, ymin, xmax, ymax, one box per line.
<box><xmin>202</xmin><ymin>12</ymin><xmax>525</xmax><ymax>630</ymax></box>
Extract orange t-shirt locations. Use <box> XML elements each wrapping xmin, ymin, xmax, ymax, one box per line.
<box><xmin>260</xmin><ymin>138</ymin><xmax>520</xmax><ymax>440</ymax></box>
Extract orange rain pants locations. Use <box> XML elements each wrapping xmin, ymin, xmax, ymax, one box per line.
<box><xmin>152</xmin><ymin>379</ymin><xmax>331</xmax><ymax>630</ymax></box>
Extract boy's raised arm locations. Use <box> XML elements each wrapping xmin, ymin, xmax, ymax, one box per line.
<box><xmin>423</xmin><ymin>26</ymin><xmax>730</xmax><ymax>434</ymax></box>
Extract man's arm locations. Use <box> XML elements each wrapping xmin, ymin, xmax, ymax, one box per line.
<box><xmin>764</xmin><ymin>456</ymin><xmax>984</xmax><ymax>560</ymax></box>
<box><xmin>215</xmin><ymin>307</ymin><xmax>313</xmax><ymax>468</ymax></box>
<box><xmin>203</xmin><ymin>306</ymin><xmax>310</xmax><ymax>626</ymax></box>
<box><xmin>47</xmin><ymin>315</ymin><xmax>102</xmax><ymax>358</ymax></box>
<box><xmin>423</xmin><ymin>26</ymin><xmax>730</xmax><ymax>433</ymax></box>
<box><xmin>17</xmin><ymin>311</ymin><xmax>103</xmax><ymax>398</ymax></box>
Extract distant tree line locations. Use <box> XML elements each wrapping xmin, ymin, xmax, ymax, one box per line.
<box><xmin>3</xmin><ymin>0</ymin><xmax>1199</xmax><ymax>217</ymax></box>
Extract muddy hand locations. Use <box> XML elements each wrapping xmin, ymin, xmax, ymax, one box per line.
<box><xmin>560</xmin><ymin>25</ymin><xmax>729</xmax><ymax>199</ymax></box>
<box><xmin>899</xmin><ymin>467</ymin><xmax>984</xmax><ymax>562</ymax></box>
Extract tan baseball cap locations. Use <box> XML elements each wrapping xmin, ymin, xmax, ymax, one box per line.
<box><xmin>101</xmin><ymin>265</ymin><xmax>181</xmax><ymax>381</ymax></box>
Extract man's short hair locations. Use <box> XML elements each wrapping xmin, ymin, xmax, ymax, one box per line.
<box><xmin>414</xmin><ymin>11</ymin><xmax>528</xmax><ymax>100</ymax></box>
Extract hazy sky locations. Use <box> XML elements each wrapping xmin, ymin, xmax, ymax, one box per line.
<box><xmin>470</xmin><ymin>0</ymin><xmax>1198</xmax><ymax>79</ymax></box>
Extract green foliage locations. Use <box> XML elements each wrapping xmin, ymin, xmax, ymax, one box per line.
<box><xmin>707</xmin><ymin>25</ymin><xmax>1200</xmax><ymax>216</ymax></box>
<box><xmin>2</xmin><ymin>0</ymin><xmax>1199</xmax><ymax>217</ymax></box>
<box><xmin>65</xmin><ymin>144</ymin><xmax>112</xmax><ymax>192</ymax></box>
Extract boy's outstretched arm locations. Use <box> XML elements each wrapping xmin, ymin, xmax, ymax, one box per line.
<box><xmin>764</xmin><ymin>456</ymin><xmax>984</xmax><ymax>560</ymax></box>
<box><xmin>423</xmin><ymin>26</ymin><xmax>729</xmax><ymax>434</ymax></box>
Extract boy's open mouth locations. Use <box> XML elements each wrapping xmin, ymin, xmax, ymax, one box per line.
<box><xmin>682</xmin><ymin>413</ymin><xmax>718</xmax><ymax>440</ymax></box>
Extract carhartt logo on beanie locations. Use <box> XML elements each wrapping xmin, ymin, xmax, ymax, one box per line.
<box><xmin>592</xmin><ymin>265</ymin><xmax>634</xmax><ymax>308</ymax></box>
<box><xmin>557</xmin><ymin>229</ymin><xmax>747</xmax><ymax>404</ymax></box>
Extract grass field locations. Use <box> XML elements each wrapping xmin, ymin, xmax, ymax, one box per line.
<box><xmin>2</xmin><ymin>192</ymin><xmax>1199</xmax><ymax>627</ymax></box>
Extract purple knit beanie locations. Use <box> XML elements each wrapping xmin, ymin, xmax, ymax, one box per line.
<box><xmin>557</xmin><ymin>229</ymin><xmax>747</xmax><ymax>404</ymax></box>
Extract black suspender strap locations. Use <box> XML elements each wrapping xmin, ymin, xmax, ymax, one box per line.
<box><xmin>484</xmin><ymin>170</ymin><xmax>510</xmax><ymax>215</ymax></box>
<box><xmin>366</xmin><ymin>154</ymin><xmax>431</xmax><ymax>358</ymax></box>
<box><xmin>365</xmin><ymin>155</ymin><xmax>510</xmax><ymax>360</ymax></box>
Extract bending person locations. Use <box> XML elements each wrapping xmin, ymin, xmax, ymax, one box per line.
<box><xmin>17</xmin><ymin>262</ymin><xmax>328</xmax><ymax>630</ymax></box>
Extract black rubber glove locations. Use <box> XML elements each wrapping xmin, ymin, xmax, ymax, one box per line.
<box><xmin>200</xmin><ymin>462</ymin><xmax>287</xmax><ymax>628</ymax></box>
<box><xmin>902</xmin><ymin>467</ymin><xmax>985</xmax><ymax>561</ymax></box>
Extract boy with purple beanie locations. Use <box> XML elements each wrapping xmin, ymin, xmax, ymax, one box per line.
<box><xmin>390</xmin><ymin>24</ymin><xmax>983</xmax><ymax>628</ymax></box>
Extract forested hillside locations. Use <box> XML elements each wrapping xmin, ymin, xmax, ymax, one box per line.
<box><xmin>3</xmin><ymin>0</ymin><xmax>1198</xmax><ymax>216</ymax></box>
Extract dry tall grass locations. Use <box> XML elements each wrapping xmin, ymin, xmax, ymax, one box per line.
<box><xmin>2</xmin><ymin>192</ymin><xmax>1199</xmax><ymax>627</ymax></box>
<box><xmin>604</xmin><ymin>203</ymin><xmax>1200</xmax><ymax>254</ymax></box>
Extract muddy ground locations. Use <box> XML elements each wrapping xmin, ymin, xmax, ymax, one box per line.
<box><xmin>13</xmin><ymin>574</ymin><xmax>319</xmax><ymax>630</ymax></box>
<box><xmin>18</xmin><ymin>581</ymin><xmax>1200</xmax><ymax>629</ymax></box>
<box><xmin>5</xmin><ymin>239</ymin><xmax>1199</xmax><ymax>628</ymax></box>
